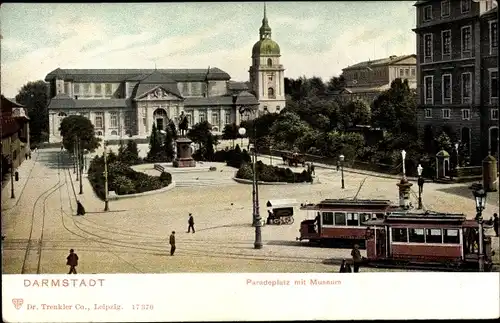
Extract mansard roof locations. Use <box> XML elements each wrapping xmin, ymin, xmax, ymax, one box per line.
<box><xmin>45</xmin><ymin>67</ymin><xmax>231</xmax><ymax>83</ymax></box>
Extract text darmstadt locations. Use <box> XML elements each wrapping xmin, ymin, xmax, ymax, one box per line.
<box><xmin>24</xmin><ymin>278</ymin><xmax>105</xmax><ymax>288</ymax></box>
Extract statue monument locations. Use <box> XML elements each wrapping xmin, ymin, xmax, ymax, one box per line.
<box><xmin>173</xmin><ymin>111</ymin><xmax>196</xmax><ymax>167</ymax></box>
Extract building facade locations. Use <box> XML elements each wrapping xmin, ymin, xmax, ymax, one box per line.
<box><xmin>413</xmin><ymin>0</ymin><xmax>498</xmax><ymax>163</ymax></box>
<box><xmin>248</xmin><ymin>4</ymin><xmax>286</xmax><ymax>114</ymax></box>
<box><xmin>339</xmin><ymin>55</ymin><xmax>417</xmax><ymax>104</ymax></box>
<box><xmin>45</xmin><ymin>68</ymin><xmax>260</xmax><ymax>143</ymax></box>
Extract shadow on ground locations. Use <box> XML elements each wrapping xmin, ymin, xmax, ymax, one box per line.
<box><xmin>435</xmin><ymin>185</ymin><xmax>499</xmax><ymax>206</ymax></box>
<box><xmin>37</xmin><ymin>150</ymin><xmax>74</xmax><ymax>170</ymax></box>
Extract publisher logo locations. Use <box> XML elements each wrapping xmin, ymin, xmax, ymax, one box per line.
<box><xmin>12</xmin><ymin>298</ymin><xmax>24</xmax><ymax>310</ymax></box>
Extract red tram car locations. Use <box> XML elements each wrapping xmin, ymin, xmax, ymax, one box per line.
<box><xmin>297</xmin><ymin>199</ymin><xmax>401</xmax><ymax>247</ymax></box>
<box><xmin>364</xmin><ymin>212</ymin><xmax>495</xmax><ymax>271</ymax></box>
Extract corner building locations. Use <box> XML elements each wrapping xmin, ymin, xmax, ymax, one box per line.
<box><xmin>413</xmin><ymin>0</ymin><xmax>498</xmax><ymax>164</ymax></box>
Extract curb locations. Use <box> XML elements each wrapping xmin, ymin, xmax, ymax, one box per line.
<box><xmin>232</xmin><ymin>177</ymin><xmax>311</xmax><ymax>185</ymax></box>
<box><xmin>108</xmin><ymin>181</ymin><xmax>176</xmax><ymax>200</ymax></box>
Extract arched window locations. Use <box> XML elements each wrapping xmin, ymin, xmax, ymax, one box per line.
<box><xmin>111</xmin><ymin>130</ymin><xmax>118</xmax><ymax>136</ymax></box>
<box><xmin>153</xmin><ymin>108</ymin><xmax>168</xmax><ymax>131</ymax></box>
<box><xmin>267</xmin><ymin>58</ymin><xmax>272</xmax><ymax>67</ymax></box>
<box><xmin>461</xmin><ymin>127</ymin><xmax>471</xmax><ymax>156</ymax></box>
<box><xmin>489</xmin><ymin>127</ymin><xmax>499</xmax><ymax>157</ymax></box>
<box><xmin>268</xmin><ymin>87</ymin><xmax>275</xmax><ymax>99</ymax></box>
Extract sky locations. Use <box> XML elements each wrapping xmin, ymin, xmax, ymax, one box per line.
<box><xmin>0</xmin><ymin>2</ymin><xmax>416</xmax><ymax>97</ymax></box>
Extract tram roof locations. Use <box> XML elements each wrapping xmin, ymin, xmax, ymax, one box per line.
<box><xmin>301</xmin><ymin>199</ymin><xmax>393</xmax><ymax>210</ymax></box>
<box><xmin>384</xmin><ymin>212</ymin><xmax>467</xmax><ymax>223</ymax></box>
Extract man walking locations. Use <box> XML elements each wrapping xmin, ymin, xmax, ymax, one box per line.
<box><xmin>187</xmin><ymin>213</ymin><xmax>195</xmax><ymax>233</ymax></box>
<box><xmin>169</xmin><ymin>231</ymin><xmax>176</xmax><ymax>256</ymax></box>
<box><xmin>66</xmin><ymin>249</ymin><xmax>79</xmax><ymax>274</ymax></box>
<box><xmin>493</xmin><ymin>213</ymin><xmax>499</xmax><ymax>237</ymax></box>
<box><xmin>351</xmin><ymin>244</ymin><xmax>362</xmax><ymax>273</ymax></box>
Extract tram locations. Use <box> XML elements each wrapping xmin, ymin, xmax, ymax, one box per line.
<box><xmin>363</xmin><ymin>212</ymin><xmax>495</xmax><ymax>271</ymax></box>
<box><xmin>297</xmin><ymin>199</ymin><xmax>402</xmax><ymax>247</ymax></box>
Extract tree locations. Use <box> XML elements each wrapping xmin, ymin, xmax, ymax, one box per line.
<box><xmin>326</xmin><ymin>75</ymin><xmax>346</xmax><ymax>93</ymax></box>
<box><xmin>15</xmin><ymin>80</ymin><xmax>49</xmax><ymax>144</ymax></box>
<box><xmin>270</xmin><ymin>112</ymin><xmax>312</xmax><ymax>150</ymax></box>
<box><xmin>222</xmin><ymin>123</ymin><xmax>239</xmax><ymax>147</ymax></box>
<box><xmin>187</xmin><ymin>121</ymin><xmax>212</xmax><ymax>145</ymax></box>
<box><xmin>163</xmin><ymin>121</ymin><xmax>176</xmax><ymax>161</ymax></box>
<box><xmin>146</xmin><ymin>123</ymin><xmax>163</xmax><ymax>161</ymax></box>
<box><xmin>436</xmin><ymin>132</ymin><xmax>452</xmax><ymax>152</ymax></box>
<box><xmin>338</xmin><ymin>100</ymin><xmax>371</xmax><ymax>130</ymax></box>
<box><xmin>59</xmin><ymin>115</ymin><xmax>100</xmax><ymax>153</ymax></box>
<box><xmin>118</xmin><ymin>140</ymin><xmax>141</xmax><ymax>165</ymax></box>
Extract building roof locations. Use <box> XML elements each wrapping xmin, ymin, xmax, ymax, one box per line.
<box><xmin>44</xmin><ymin>67</ymin><xmax>231</xmax><ymax>83</ymax></box>
<box><xmin>132</xmin><ymin>82</ymin><xmax>182</xmax><ymax>99</ymax></box>
<box><xmin>413</xmin><ymin>0</ymin><xmax>431</xmax><ymax>6</ymax></box>
<box><xmin>49</xmin><ymin>98</ymin><xmax>129</xmax><ymax>110</ymax></box>
<box><xmin>228</xmin><ymin>81</ymin><xmax>250</xmax><ymax>91</ymax></box>
<box><xmin>185</xmin><ymin>92</ymin><xmax>258</xmax><ymax>107</ymax></box>
<box><xmin>342</xmin><ymin>54</ymin><xmax>416</xmax><ymax>71</ymax></box>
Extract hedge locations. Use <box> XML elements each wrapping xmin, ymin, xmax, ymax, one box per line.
<box><xmin>88</xmin><ymin>154</ymin><xmax>172</xmax><ymax>199</ymax></box>
<box><xmin>236</xmin><ymin>161</ymin><xmax>312</xmax><ymax>183</ymax></box>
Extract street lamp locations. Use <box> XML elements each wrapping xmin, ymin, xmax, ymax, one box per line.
<box><xmin>103</xmin><ymin>141</ymin><xmax>110</xmax><ymax>212</ymax></box>
<box><xmin>238</xmin><ymin>127</ymin><xmax>246</xmax><ymax>147</ymax></box>
<box><xmin>401</xmin><ymin>149</ymin><xmax>407</xmax><ymax>179</ymax></box>
<box><xmin>233</xmin><ymin>93</ymin><xmax>262</xmax><ymax>249</ymax></box>
<box><xmin>454</xmin><ymin>142</ymin><xmax>460</xmax><ymax>168</ymax></box>
<box><xmin>9</xmin><ymin>139</ymin><xmax>15</xmax><ymax>199</ymax></box>
<box><xmin>78</xmin><ymin>140</ymin><xmax>83</xmax><ymax>195</ymax></box>
<box><xmin>417</xmin><ymin>164</ymin><xmax>423</xmax><ymax>209</ymax></box>
<box><xmin>339</xmin><ymin>154</ymin><xmax>345</xmax><ymax>189</ymax></box>
<box><xmin>472</xmin><ymin>186</ymin><xmax>487</xmax><ymax>271</ymax></box>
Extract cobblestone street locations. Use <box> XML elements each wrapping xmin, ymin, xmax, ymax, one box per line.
<box><xmin>2</xmin><ymin>148</ymin><xmax>498</xmax><ymax>274</ymax></box>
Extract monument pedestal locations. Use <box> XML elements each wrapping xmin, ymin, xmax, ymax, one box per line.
<box><xmin>397</xmin><ymin>177</ymin><xmax>413</xmax><ymax>209</ymax></box>
<box><xmin>174</xmin><ymin>137</ymin><xmax>196</xmax><ymax>168</ymax></box>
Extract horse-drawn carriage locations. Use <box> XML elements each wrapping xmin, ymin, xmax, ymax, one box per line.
<box><xmin>266</xmin><ymin>199</ymin><xmax>299</xmax><ymax>225</ymax></box>
<box><xmin>281</xmin><ymin>152</ymin><xmax>306</xmax><ymax>167</ymax></box>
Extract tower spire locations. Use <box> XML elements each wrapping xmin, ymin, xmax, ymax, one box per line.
<box><xmin>264</xmin><ymin>2</ymin><xmax>267</xmax><ymax>21</ymax></box>
<box><xmin>259</xmin><ymin>2</ymin><xmax>272</xmax><ymax>39</ymax></box>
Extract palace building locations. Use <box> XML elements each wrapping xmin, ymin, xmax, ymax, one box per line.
<box><xmin>45</xmin><ymin>5</ymin><xmax>285</xmax><ymax>143</ymax></box>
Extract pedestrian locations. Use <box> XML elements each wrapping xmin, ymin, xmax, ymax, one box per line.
<box><xmin>66</xmin><ymin>249</ymin><xmax>79</xmax><ymax>274</ymax></box>
<box><xmin>351</xmin><ymin>244</ymin><xmax>362</xmax><ymax>273</ymax></box>
<box><xmin>76</xmin><ymin>200</ymin><xmax>86</xmax><ymax>216</ymax></box>
<box><xmin>339</xmin><ymin>259</ymin><xmax>349</xmax><ymax>273</ymax></box>
<box><xmin>311</xmin><ymin>162</ymin><xmax>315</xmax><ymax>175</ymax></box>
<box><xmin>493</xmin><ymin>213</ymin><xmax>499</xmax><ymax>237</ymax></box>
<box><xmin>25</xmin><ymin>153</ymin><xmax>28</xmax><ymax>160</ymax></box>
<box><xmin>336</xmin><ymin>160</ymin><xmax>340</xmax><ymax>172</ymax></box>
<box><xmin>28</xmin><ymin>152</ymin><xmax>31</xmax><ymax>159</ymax></box>
<box><xmin>170</xmin><ymin>231</ymin><xmax>176</xmax><ymax>256</ymax></box>
<box><xmin>344</xmin><ymin>262</ymin><xmax>352</xmax><ymax>273</ymax></box>
<box><xmin>187</xmin><ymin>213</ymin><xmax>195</xmax><ymax>233</ymax></box>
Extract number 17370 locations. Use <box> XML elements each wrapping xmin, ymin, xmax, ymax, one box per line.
<box><xmin>132</xmin><ymin>304</ymin><xmax>154</xmax><ymax>310</ymax></box>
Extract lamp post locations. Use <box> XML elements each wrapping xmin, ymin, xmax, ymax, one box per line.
<box><xmin>233</xmin><ymin>94</ymin><xmax>262</xmax><ymax>249</ymax></box>
<box><xmin>10</xmin><ymin>139</ymin><xmax>15</xmax><ymax>199</ymax></box>
<box><xmin>401</xmin><ymin>149</ymin><xmax>407</xmax><ymax>179</ymax></box>
<box><xmin>79</xmin><ymin>140</ymin><xmax>83</xmax><ymax>195</ymax></box>
<box><xmin>269</xmin><ymin>144</ymin><xmax>273</xmax><ymax>166</ymax></box>
<box><xmin>238</xmin><ymin>127</ymin><xmax>246</xmax><ymax>148</ymax></box>
<box><xmin>103</xmin><ymin>141</ymin><xmax>109</xmax><ymax>212</ymax></box>
<box><xmin>454</xmin><ymin>142</ymin><xmax>460</xmax><ymax>171</ymax></box>
<box><xmin>75</xmin><ymin>139</ymin><xmax>80</xmax><ymax>182</ymax></box>
<box><xmin>417</xmin><ymin>164</ymin><xmax>423</xmax><ymax>209</ymax></box>
<box><xmin>472</xmin><ymin>186</ymin><xmax>487</xmax><ymax>272</ymax></box>
<box><xmin>339</xmin><ymin>154</ymin><xmax>345</xmax><ymax>189</ymax></box>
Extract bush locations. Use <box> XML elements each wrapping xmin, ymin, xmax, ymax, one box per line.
<box><xmin>88</xmin><ymin>154</ymin><xmax>172</xmax><ymax>198</ymax></box>
<box><xmin>236</xmin><ymin>161</ymin><xmax>312</xmax><ymax>183</ymax></box>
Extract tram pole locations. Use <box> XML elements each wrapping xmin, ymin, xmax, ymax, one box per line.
<box><xmin>478</xmin><ymin>215</ymin><xmax>485</xmax><ymax>272</ymax></box>
<box><xmin>339</xmin><ymin>154</ymin><xmax>345</xmax><ymax>189</ymax></box>
<box><xmin>79</xmin><ymin>140</ymin><xmax>83</xmax><ymax>195</ymax></box>
<box><xmin>10</xmin><ymin>139</ymin><xmax>15</xmax><ymax>199</ymax></box>
<box><xmin>75</xmin><ymin>139</ymin><xmax>80</xmax><ymax>182</ymax></box>
<box><xmin>472</xmin><ymin>186</ymin><xmax>487</xmax><ymax>272</ymax></box>
<box><xmin>103</xmin><ymin>141</ymin><xmax>109</xmax><ymax>212</ymax></box>
<box><xmin>252</xmin><ymin>121</ymin><xmax>262</xmax><ymax>250</ymax></box>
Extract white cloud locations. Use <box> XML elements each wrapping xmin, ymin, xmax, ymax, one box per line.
<box><xmin>1</xmin><ymin>38</ymin><xmax>30</xmax><ymax>51</ymax></box>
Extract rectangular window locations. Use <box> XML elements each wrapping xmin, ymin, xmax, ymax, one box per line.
<box><xmin>84</xmin><ymin>83</ymin><xmax>91</xmax><ymax>96</ymax></box>
<box><xmin>490</xmin><ymin>71</ymin><xmax>498</xmax><ymax>101</ymax></box>
<box><xmin>95</xmin><ymin>113</ymin><xmax>104</xmax><ymax>129</ymax></box>
<box><xmin>74</xmin><ymin>83</ymin><xmax>80</xmax><ymax>94</ymax></box>
<box><xmin>334</xmin><ymin>212</ymin><xmax>346</xmax><ymax>226</ymax></box>
<box><xmin>124</xmin><ymin>114</ymin><xmax>131</xmax><ymax>128</ymax></box>
<box><xmin>442</xmin><ymin>30</ymin><xmax>451</xmax><ymax>56</ymax></box>
<box><xmin>359</xmin><ymin>213</ymin><xmax>372</xmax><ymax>223</ymax></box>
<box><xmin>443</xmin><ymin>229</ymin><xmax>460</xmax><ymax>244</ymax></box>
<box><xmin>95</xmin><ymin>84</ymin><xmax>102</xmax><ymax>96</ymax></box>
<box><xmin>425</xmin><ymin>108</ymin><xmax>432</xmax><ymax>118</ymax></box>
<box><xmin>399</xmin><ymin>69</ymin><xmax>404</xmax><ymax>77</ymax></box>
<box><xmin>211</xmin><ymin>112</ymin><xmax>219</xmax><ymax>126</ymax></box>
<box><xmin>268</xmin><ymin>74</ymin><xmax>274</xmax><ymax>81</ymax></box>
<box><xmin>192</xmin><ymin>82</ymin><xmax>201</xmax><ymax>96</ymax></box>
<box><xmin>225</xmin><ymin>112</ymin><xmax>231</xmax><ymax>124</ymax></box>
<box><xmin>392</xmin><ymin>228</ymin><xmax>408</xmax><ymax>243</ymax></box>
<box><xmin>442</xmin><ymin>74</ymin><xmax>452</xmax><ymax>103</ymax></box>
<box><xmin>110</xmin><ymin>112</ymin><xmax>118</xmax><ymax>127</ymax></box>
<box><xmin>441</xmin><ymin>0</ymin><xmax>450</xmax><ymax>17</ymax></box>
<box><xmin>322</xmin><ymin>212</ymin><xmax>334</xmax><ymax>225</ymax></box>
<box><xmin>461</xmin><ymin>72</ymin><xmax>472</xmax><ymax>104</ymax></box>
<box><xmin>143</xmin><ymin>117</ymin><xmax>147</xmax><ymax>128</ymax></box>
<box><xmin>423</xmin><ymin>5</ymin><xmax>432</xmax><ymax>21</ymax></box>
<box><xmin>105</xmin><ymin>84</ymin><xmax>113</xmax><ymax>96</ymax></box>
<box><xmin>461</xmin><ymin>26</ymin><xmax>472</xmax><ymax>54</ymax></box>
<box><xmin>425</xmin><ymin>229</ymin><xmax>443</xmax><ymax>244</ymax></box>
<box><xmin>461</xmin><ymin>0</ymin><xmax>470</xmax><ymax>13</ymax></box>
<box><xmin>424</xmin><ymin>76</ymin><xmax>434</xmax><ymax>104</ymax></box>
<box><xmin>199</xmin><ymin>111</ymin><xmax>206</xmax><ymax>123</ymax></box>
<box><xmin>408</xmin><ymin>228</ymin><xmax>425</xmax><ymax>243</ymax></box>
<box><xmin>462</xmin><ymin>109</ymin><xmax>470</xmax><ymax>120</ymax></box>
<box><xmin>346</xmin><ymin>213</ymin><xmax>359</xmax><ymax>226</ymax></box>
<box><xmin>490</xmin><ymin>21</ymin><xmax>498</xmax><ymax>54</ymax></box>
<box><xmin>182</xmin><ymin>83</ymin><xmax>189</xmax><ymax>96</ymax></box>
<box><xmin>405</xmin><ymin>68</ymin><xmax>409</xmax><ymax>76</ymax></box>
<box><xmin>442</xmin><ymin>108</ymin><xmax>451</xmax><ymax>119</ymax></box>
<box><xmin>186</xmin><ymin>114</ymin><xmax>192</xmax><ymax>126</ymax></box>
<box><xmin>64</xmin><ymin>82</ymin><xmax>71</xmax><ymax>94</ymax></box>
<box><xmin>491</xmin><ymin>109</ymin><xmax>499</xmax><ymax>120</ymax></box>
<box><xmin>411</xmin><ymin>68</ymin><xmax>416</xmax><ymax>76</ymax></box>
<box><xmin>424</xmin><ymin>34</ymin><xmax>433</xmax><ymax>60</ymax></box>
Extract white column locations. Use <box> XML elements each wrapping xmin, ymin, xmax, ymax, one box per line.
<box><xmin>193</xmin><ymin>109</ymin><xmax>200</xmax><ymax>124</ymax></box>
<box><xmin>219</xmin><ymin>107</ymin><xmax>223</xmax><ymax>129</ymax></box>
<box><xmin>207</xmin><ymin>107</ymin><xmax>212</xmax><ymax>126</ymax></box>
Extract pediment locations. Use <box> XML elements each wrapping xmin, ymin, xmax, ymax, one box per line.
<box><xmin>136</xmin><ymin>86</ymin><xmax>183</xmax><ymax>101</ymax></box>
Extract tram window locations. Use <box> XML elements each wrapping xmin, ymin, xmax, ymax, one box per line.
<box><xmin>425</xmin><ymin>229</ymin><xmax>443</xmax><ymax>244</ymax></box>
<box><xmin>408</xmin><ymin>228</ymin><xmax>425</xmax><ymax>243</ymax></box>
<box><xmin>391</xmin><ymin>228</ymin><xmax>408</xmax><ymax>243</ymax></box>
<box><xmin>360</xmin><ymin>213</ymin><xmax>371</xmax><ymax>223</ymax></box>
<box><xmin>443</xmin><ymin>229</ymin><xmax>460</xmax><ymax>244</ymax></box>
<box><xmin>334</xmin><ymin>212</ymin><xmax>346</xmax><ymax>226</ymax></box>
<box><xmin>347</xmin><ymin>213</ymin><xmax>359</xmax><ymax>226</ymax></box>
<box><xmin>322</xmin><ymin>212</ymin><xmax>334</xmax><ymax>225</ymax></box>
<box><xmin>375</xmin><ymin>213</ymin><xmax>384</xmax><ymax>219</ymax></box>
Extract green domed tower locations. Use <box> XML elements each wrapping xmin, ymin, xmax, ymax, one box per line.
<box><xmin>248</xmin><ymin>3</ymin><xmax>286</xmax><ymax>115</ymax></box>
